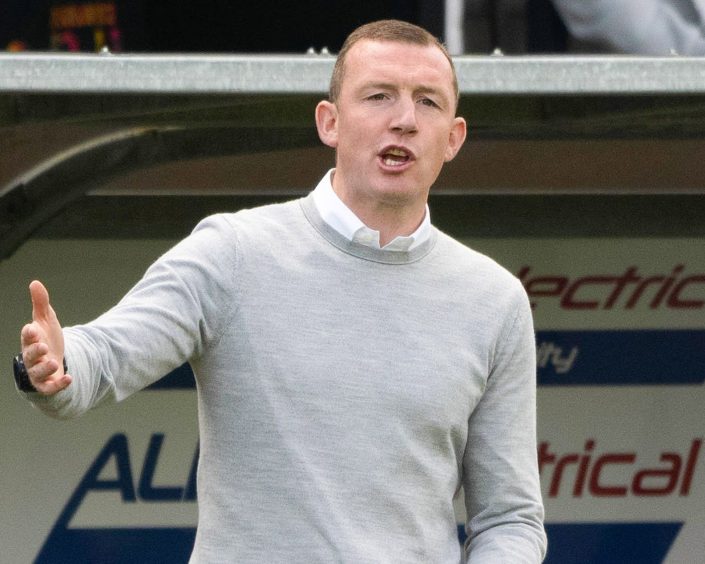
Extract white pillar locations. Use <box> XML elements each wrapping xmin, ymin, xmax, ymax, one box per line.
<box><xmin>445</xmin><ymin>0</ymin><xmax>465</xmax><ymax>54</ymax></box>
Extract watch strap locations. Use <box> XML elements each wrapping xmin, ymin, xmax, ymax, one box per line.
<box><xmin>13</xmin><ymin>353</ymin><xmax>68</xmax><ymax>393</ymax></box>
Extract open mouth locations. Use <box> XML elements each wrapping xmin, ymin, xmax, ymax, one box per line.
<box><xmin>380</xmin><ymin>147</ymin><xmax>413</xmax><ymax>167</ymax></box>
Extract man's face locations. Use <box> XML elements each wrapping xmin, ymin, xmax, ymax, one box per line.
<box><xmin>316</xmin><ymin>39</ymin><xmax>466</xmax><ymax>212</ymax></box>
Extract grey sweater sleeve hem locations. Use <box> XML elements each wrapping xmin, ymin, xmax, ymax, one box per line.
<box><xmin>24</xmin><ymin>330</ymin><xmax>116</xmax><ymax>420</ymax></box>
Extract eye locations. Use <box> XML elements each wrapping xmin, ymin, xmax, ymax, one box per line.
<box><xmin>366</xmin><ymin>93</ymin><xmax>388</xmax><ymax>101</ymax></box>
<box><xmin>419</xmin><ymin>97</ymin><xmax>440</xmax><ymax>108</ymax></box>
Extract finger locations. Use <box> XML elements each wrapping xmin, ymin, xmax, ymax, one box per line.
<box><xmin>34</xmin><ymin>372</ymin><xmax>72</xmax><ymax>396</ymax></box>
<box><xmin>21</xmin><ymin>341</ymin><xmax>50</xmax><ymax>367</ymax></box>
<box><xmin>27</xmin><ymin>357</ymin><xmax>61</xmax><ymax>383</ymax></box>
<box><xmin>20</xmin><ymin>323</ymin><xmax>42</xmax><ymax>348</ymax></box>
<box><xmin>29</xmin><ymin>280</ymin><xmax>53</xmax><ymax>322</ymax></box>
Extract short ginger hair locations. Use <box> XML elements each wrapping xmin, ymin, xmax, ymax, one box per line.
<box><xmin>329</xmin><ymin>19</ymin><xmax>459</xmax><ymax>107</ymax></box>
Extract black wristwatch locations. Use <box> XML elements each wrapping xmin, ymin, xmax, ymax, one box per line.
<box><xmin>13</xmin><ymin>353</ymin><xmax>68</xmax><ymax>393</ymax></box>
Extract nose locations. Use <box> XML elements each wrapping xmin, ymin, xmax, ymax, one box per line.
<box><xmin>389</xmin><ymin>96</ymin><xmax>418</xmax><ymax>135</ymax></box>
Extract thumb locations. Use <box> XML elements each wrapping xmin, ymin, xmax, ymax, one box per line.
<box><xmin>29</xmin><ymin>279</ymin><xmax>53</xmax><ymax>322</ymax></box>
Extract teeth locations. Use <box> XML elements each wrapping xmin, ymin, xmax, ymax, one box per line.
<box><xmin>382</xmin><ymin>147</ymin><xmax>410</xmax><ymax>166</ymax></box>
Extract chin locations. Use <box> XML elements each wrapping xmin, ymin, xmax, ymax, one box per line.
<box><xmin>373</xmin><ymin>182</ymin><xmax>427</xmax><ymax>207</ymax></box>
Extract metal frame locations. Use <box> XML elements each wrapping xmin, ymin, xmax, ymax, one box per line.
<box><xmin>3</xmin><ymin>52</ymin><xmax>705</xmax><ymax>94</ymax></box>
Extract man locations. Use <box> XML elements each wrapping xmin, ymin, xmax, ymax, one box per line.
<box><xmin>15</xmin><ymin>19</ymin><xmax>546</xmax><ymax>562</ymax></box>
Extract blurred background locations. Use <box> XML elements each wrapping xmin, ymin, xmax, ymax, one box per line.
<box><xmin>5</xmin><ymin>0</ymin><xmax>705</xmax><ymax>56</ymax></box>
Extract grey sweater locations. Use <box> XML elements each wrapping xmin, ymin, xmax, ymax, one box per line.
<box><xmin>32</xmin><ymin>194</ymin><xmax>546</xmax><ymax>562</ymax></box>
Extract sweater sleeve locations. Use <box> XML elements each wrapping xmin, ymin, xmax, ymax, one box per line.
<box><xmin>462</xmin><ymin>282</ymin><xmax>547</xmax><ymax>562</ymax></box>
<box><xmin>29</xmin><ymin>215</ymin><xmax>239</xmax><ymax>419</ymax></box>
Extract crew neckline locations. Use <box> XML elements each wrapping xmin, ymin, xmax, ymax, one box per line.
<box><xmin>300</xmin><ymin>193</ymin><xmax>436</xmax><ymax>265</ymax></box>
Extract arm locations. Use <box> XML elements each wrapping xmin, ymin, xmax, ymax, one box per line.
<box><xmin>551</xmin><ymin>0</ymin><xmax>705</xmax><ymax>55</ymax></box>
<box><xmin>18</xmin><ymin>215</ymin><xmax>238</xmax><ymax>419</ymax></box>
<box><xmin>463</xmin><ymin>286</ymin><xmax>546</xmax><ymax>563</ymax></box>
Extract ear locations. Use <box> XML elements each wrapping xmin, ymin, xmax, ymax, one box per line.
<box><xmin>444</xmin><ymin>117</ymin><xmax>467</xmax><ymax>162</ymax></box>
<box><xmin>315</xmin><ymin>100</ymin><xmax>339</xmax><ymax>149</ymax></box>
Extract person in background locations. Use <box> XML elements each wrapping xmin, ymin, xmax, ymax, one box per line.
<box><xmin>550</xmin><ymin>0</ymin><xmax>705</xmax><ymax>55</ymax></box>
<box><xmin>14</xmin><ymin>19</ymin><xmax>546</xmax><ymax>562</ymax></box>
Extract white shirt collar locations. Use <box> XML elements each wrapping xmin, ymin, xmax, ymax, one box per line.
<box><xmin>312</xmin><ymin>169</ymin><xmax>431</xmax><ymax>252</ymax></box>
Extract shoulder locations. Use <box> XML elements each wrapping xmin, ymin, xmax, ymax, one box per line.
<box><xmin>198</xmin><ymin>198</ymin><xmax>302</xmax><ymax>230</ymax></box>
<box><xmin>147</xmin><ymin>200</ymin><xmax>302</xmax><ymax>277</ymax></box>
<box><xmin>427</xmin><ymin>229</ymin><xmax>530</xmax><ymax>328</ymax></box>
<box><xmin>432</xmin><ymin>229</ymin><xmax>523</xmax><ymax>293</ymax></box>
<box><xmin>195</xmin><ymin>198</ymin><xmax>305</xmax><ymax>240</ymax></box>
<box><xmin>176</xmin><ymin>198</ymin><xmax>305</xmax><ymax>256</ymax></box>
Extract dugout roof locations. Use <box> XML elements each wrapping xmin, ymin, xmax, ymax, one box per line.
<box><xmin>2</xmin><ymin>53</ymin><xmax>705</xmax><ymax>258</ymax></box>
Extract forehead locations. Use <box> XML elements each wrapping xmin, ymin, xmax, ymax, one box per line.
<box><xmin>341</xmin><ymin>39</ymin><xmax>455</xmax><ymax>96</ymax></box>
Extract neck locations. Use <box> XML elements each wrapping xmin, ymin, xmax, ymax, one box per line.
<box><xmin>343</xmin><ymin>193</ymin><xmax>426</xmax><ymax>246</ymax></box>
<box><xmin>331</xmin><ymin>173</ymin><xmax>428</xmax><ymax>246</ymax></box>
<box><xmin>371</xmin><ymin>206</ymin><xmax>426</xmax><ymax>247</ymax></box>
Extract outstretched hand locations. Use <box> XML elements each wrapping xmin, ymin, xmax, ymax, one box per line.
<box><xmin>20</xmin><ymin>280</ymin><xmax>72</xmax><ymax>394</ymax></box>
